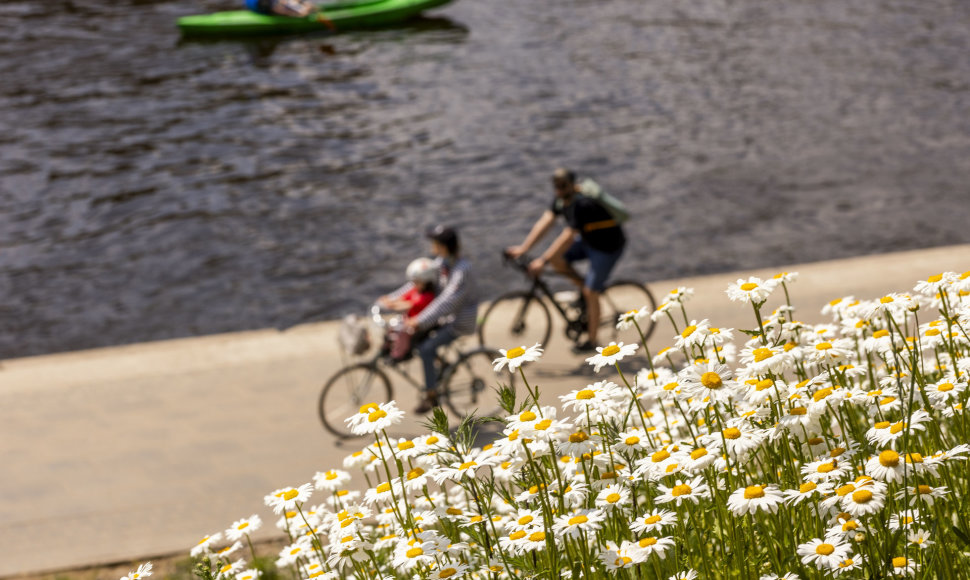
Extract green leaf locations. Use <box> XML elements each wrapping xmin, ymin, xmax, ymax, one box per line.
<box><xmin>738</xmin><ymin>328</ymin><xmax>763</xmax><ymax>337</ymax></box>
<box><xmin>952</xmin><ymin>525</ymin><xmax>970</xmax><ymax>547</ymax></box>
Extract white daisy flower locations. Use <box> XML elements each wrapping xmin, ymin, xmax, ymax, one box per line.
<box><xmin>493</xmin><ymin>343</ymin><xmax>543</xmax><ymax>372</ymax></box>
<box><xmin>264</xmin><ymin>483</ymin><xmax>313</xmax><ymax>514</ymax></box>
<box><xmin>654</xmin><ymin>476</ymin><xmax>709</xmax><ymax>506</ymax></box>
<box><xmin>832</xmin><ymin>555</ymin><xmax>864</xmax><ymax>576</ymax></box>
<box><xmin>797</xmin><ymin>537</ymin><xmax>851</xmax><ymax>570</ymax></box>
<box><xmin>726</xmin><ymin>484</ymin><xmax>785</xmax><ymax>516</ymax></box>
<box><xmin>889</xmin><ymin>556</ymin><xmax>920</xmax><ymax>577</ymax></box>
<box><xmin>629</xmin><ymin>509</ymin><xmax>677</xmax><ymax>534</ymax></box>
<box><xmin>190</xmin><ymin>532</ymin><xmax>222</xmax><ymax>557</ymax></box>
<box><xmin>907</xmin><ymin>528</ymin><xmax>934</xmax><ymax>549</ymax></box>
<box><xmin>429</xmin><ymin>563</ymin><xmax>471</xmax><ymax>579</ymax></box>
<box><xmin>668</xmin><ymin>570</ymin><xmax>699</xmax><ymax>580</ymax></box>
<box><xmin>629</xmin><ymin>535</ymin><xmax>675</xmax><ymax>561</ymax></box>
<box><xmin>552</xmin><ymin>509</ymin><xmax>606</xmax><ymax>539</ymax></box>
<box><xmin>586</xmin><ymin>342</ymin><xmax>639</xmax><ymax>372</ymax></box>
<box><xmin>313</xmin><ymin>469</ymin><xmax>352</xmax><ymax>491</ymax></box>
<box><xmin>595</xmin><ymin>483</ymin><xmax>632</xmax><ymax>511</ymax></box>
<box><xmin>347</xmin><ymin>401</ymin><xmax>405</xmax><ymax>436</ymax></box>
<box><xmin>120</xmin><ymin>562</ymin><xmax>153</xmax><ymax>580</ymax></box>
<box><xmin>726</xmin><ymin>277</ymin><xmax>774</xmax><ymax>304</ymax></box>
<box><xmin>617</xmin><ymin>306</ymin><xmax>651</xmax><ymax>331</ymax></box>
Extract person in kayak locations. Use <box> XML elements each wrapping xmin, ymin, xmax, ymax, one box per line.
<box><xmin>381</xmin><ymin>225</ymin><xmax>478</xmax><ymax>414</ymax></box>
<box><xmin>244</xmin><ymin>0</ymin><xmax>315</xmax><ymax>17</ymax></box>
<box><xmin>506</xmin><ymin>168</ymin><xmax>627</xmax><ymax>353</ymax></box>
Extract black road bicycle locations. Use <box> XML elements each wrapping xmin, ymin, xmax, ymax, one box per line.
<box><xmin>320</xmin><ymin>306</ymin><xmax>513</xmax><ymax>438</ymax></box>
<box><xmin>477</xmin><ymin>253</ymin><xmax>657</xmax><ymax>349</ymax></box>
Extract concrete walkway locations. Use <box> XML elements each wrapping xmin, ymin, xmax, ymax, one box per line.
<box><xmin>0</xmin><ymin>245</ymin><xmax>966</xmax><ymax>577</ymax></box>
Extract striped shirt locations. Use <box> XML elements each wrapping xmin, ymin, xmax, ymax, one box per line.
<box><xmin>388</xmin><ymin>256</ymin><xmax>478</xmax><ymax>335</ymax></box>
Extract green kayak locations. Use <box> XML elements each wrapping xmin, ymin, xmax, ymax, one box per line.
<box><xmin>178</xmin><ymin>0</ymin><xmax>454</xmax><ymax>36</ymax></box>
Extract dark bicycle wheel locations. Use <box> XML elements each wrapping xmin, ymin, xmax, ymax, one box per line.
<box><xmin>477</xmin><ymin>291</ymin><xmax>553</xmax><ymax>350</ymax></box>
<box><xmin>599</xmin><ymin>281</ymin><xmax>658</xmax><ymax>343</ymax></box>
<box><xmin>442</xmin><ymin>347</ymin><xmax>514</xmax><ymax>419</ymax></box>
<box><xmin>319</xmin><ymin>363</ymin><xmax>393</xmax><ymax>438</ymax></box>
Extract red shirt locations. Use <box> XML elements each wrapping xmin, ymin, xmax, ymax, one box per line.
<box><xmin>402</xmin><ymin>287</ymin><xmax>435</xmax><ymax>317</ymax></box>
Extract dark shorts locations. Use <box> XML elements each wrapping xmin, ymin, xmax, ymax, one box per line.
<box><xmin>563</xmin><ymin>238</ymin><xmax>624</xmax><ymax>292</ymax></box>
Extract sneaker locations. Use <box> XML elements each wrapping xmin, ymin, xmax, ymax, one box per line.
<box><xmin>571</xmin><ymin>340</ymin><xmax>597</xmax><ymax>354</ymax></box>
<box><xmin>414</xmin><ymin>394</ymin><xmax>439</xmax><ymax>414</ymax></box>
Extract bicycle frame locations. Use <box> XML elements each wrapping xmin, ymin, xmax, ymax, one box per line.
<box><xmin>504</xmin><ymin>255</ymin><xmax>586</xmax><ymax>338</ymax></box>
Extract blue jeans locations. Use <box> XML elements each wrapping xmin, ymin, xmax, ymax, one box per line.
<box><xmin>417</xmin><ymin>325</ymin><xmax>459</xmax><ymax>393</ymax></box>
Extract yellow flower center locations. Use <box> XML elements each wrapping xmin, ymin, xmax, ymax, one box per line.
<box><xmin>509</xmin><ymin>531</ymin><xmax>526</xmax><ymax>540</ymax></box>
<box><xmin>376</xmin><ymin>482</ymin><xmax>391</xmax><ymax>493</ymax></box>
<box><xmin>723</xmin><ymin>427</ymin><xmax>741</xmax><ymax>440</ymax></box>
<box><xmin>852</xmin><ymin>490</ymin><xmax>873</xmax><ymax>503</ymax></box>
<box><xmin>807</xmin><ymin>437</ymin><xmax>824</xmax><ymax>445</ymax></box>
<box><xmin>459</xmin><ymin>461</ymin><xmax>477</xmax><ymax>470</ymax></box>
<box><xmin>681</xmin><ymin>325</ymin><xmax>697</xmax><ymax>338</ymax></box>
<box><xmin>358</xmin><ymin>402</ymin><xmax>379</xmax><ymax>413</ymax></box>
<box><xmin>651</xmin><ymin>450</ymin><xmax>670</xmax><ymax>462</ymax></box>
<box><xmin>568</xmin><ymin>515</ymin><xmax>588</xmax><ymax>526</ymax></box>
<box><xmin>398</xmin><ymin>441</ymin><xmax>415</xmax><ymax>450</ymax></box>
<box><xmin>743</xmin><ymin>485</ymin><xmax>765</xmax><ymax>499</ymax></box>
<box><xmin>813</xmin><ymin>388</ymin><xmax>833</xmax><ymax>401</ymax></box>
<box><xmin>927</xmin><ymin>274</ymin><xmax>943</xmax><ymax>283</ymax></box>
<box><xmin>740</xmin><ymin>282</ymin><xmax>758</xmax><ymax>291</ymax></box>
<box><xmin>602</xmin><ymin>344</ymin><xmax>621</xmax><ymax>356</ymax></box>
<box><xmin>880</xmin><ymin>296</ymin><xmax>895</xmax><ymax>304</ymax></box>
<box><xmin>576</xmin><ymin>389</ymin><xmax>596</xmax><ymax>399</ymax></box>
<box><xmin>755</xmin><ymin>379</ymin><xmax>774</xmax><ymax>391</ymax></box>
<box><xmin>426</xmin><ymin>436</ymin><xmax>439</xmax><ymax>444</ymax></box>
<box><xmin>446</xmin><ymin>507</ymin><xmax>462</xmax><ymax>516</ymax></box>
<box><xmin>925</xmin><ymin>328</ymin><xmax>941</xmax><ymax>336</ymax></box>
<box><xmin>938</xmin><ymin>383</ymin><xmax>954</xmax><ymax>392</ymax></box>
<box><xmin>889</xmin><ymin>422</ymin><xmax>905</xmax><ymax>435</ymax></box>
<box><xmin>701</xmin><ymin>372</ymin><xmax>723</xmax><ymax>389</ymax></box>
<box><xmin>872</xmin><ymin>329</ymin><xmax>890</xmax><ymax>339</ymax></box>
<box><xmin>816</xmin><ymin>543</ymin><xmax>835</xmax><ymax>556</ymax></box>
<box><xmin>915</xmin><ymin>485</ymin><xmax>932</xmax><ymax>495</ymax></box>
<box><xmin>282</xmin><ymin>489</ymin><xmax>299</xmax><ymax>501</ymax></box>
<box><xmin>644</xmin><ymin>515</ymin><xmax>662</xmax><ymax>525</ymax></box>
<box><xmin>535</xmin><ymin>419</ymin><xmax>552</xmax><ymax>430</ymax></box>
<box><xmin>836</xmin><ymin>484</ymin><xmax>856</xmax><ymax>497</ymax></box>
<box><xmin>815</xmin><ymin>342</ymin><xmax>832</xmax><ymax>351</ymax></box>
<box><xmin>624</xmin><ymin>436</ymin><xmax>640</xmax><ymax>446</ymax></box>
<box><xmin>368</xmin><ymin>409</ymin><xmax>387</xmax><ymax>422</ymax></box>
<box><xmin>905</xmin><ymin>453</ymin><xmax>924</xmax><ymax>464</ymax></box>
<box><xmin>518</xmin><ymin>515</ymin><xmax>533</xmax><ymax>525</ymax></box>
<box><xmin>569</xmin><ymin>431</ymin><xmax>589</xmax><ymax>443</ymax></box>
<box><xmin>671</xmin><ymin>484</ymin><xmax>692</xmax><ymax>497</ymax></box>
<box><xmin>892</xmin><ymin>557</ymin><xmax>907</xmax><ymax>568</ymax></box>
<box><xmin>880</xmin><ymin>397</ymin><xmax>898</xmax><ymax>406</ymax></box>
<box><xmin>519</xmin><ymin>411</ymin><xmax>537</xmax><ymax>422</ymax></box>
<box><xmin>407</xmin><ymin>467</ymin><xmax>425</xmax><ymax>480</ymax></box>
<box><xmin>529</xmin><ymin>531</ymin><xmax>546</xmax><ymax>542</ymax></box>
<box><xmin>439</xmin><ymin>568</ymin><xmax>457</xmax><ymax>579</ymax></box>
<box><xmin>799</xmin><ymin>482</ymin><xmax>817</xmax><ymax>493</ymax></box>
<box><xmin>639</xmin><ymin>537</ymin><xmax>658</xmax><ymax>547</ymax></box>
<box><xmin>663</xmin><ymin>382</ymin><xmax>679</xmax><ymax>391</ymax></box>
<box><xmin>790</xmin><ymin>407</ymin><xmax>807</xmax><ymax>416</ymax></box>
<box><xmin>879</xmin><ymin>450</ymin><xmax>900</xmax><ymax>467</ymax></box>
<box><xmin>752</xmin><ymin>348</ymin><xmax>774</xmax><ymax>362</ymax></box>
<box><xmin>843</xmin><ymin>521</ymin><xmax>858</xmax><ymax>532</ymax></box>
<box><xmin>406</xmin><ymin>547</ymin><xmax>424</xmax><ymax>558</ymax></box>
<box><xmin>874</xmin><ymin>421</ymin><xmax>890</xmax><ymax>429</ymax></box>
<box><xmin>506</xmin><ymin>347</ymin><xmax>525</xmax><ymax>359</ymax></box>
<box><xmin>690</xmin><ymin>448</ymin><xmax>708</xmax><ymax>460</ymax></box>
<box><xmin>606</xmin><ymin>493</ymin><xmax>621</xmax><ymax>503</ymax></box>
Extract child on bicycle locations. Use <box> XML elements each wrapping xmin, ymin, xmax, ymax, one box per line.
<box><xmin>376</xmin><ymin>257</ymin><xmax>440</xmax><ymax>361</ymax></box>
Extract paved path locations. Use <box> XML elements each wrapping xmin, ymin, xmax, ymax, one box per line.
<box><xmin>0</xmin><ymin>245</ymin><xmax>966</xmax><ymax>577</ymax></box>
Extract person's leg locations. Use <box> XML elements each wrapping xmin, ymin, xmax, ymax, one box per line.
<box><xmin>584</xmin><ymin>246</ymin><xmax>624</xmax><ymax>345</ymax></box>
<box><xmin>417</xmin><ymin>325</ymin><xmax>459</xmax><ymax>395</ymax></box>
<box><xmin>549</xmin><ymin>238</ymin><xmax>586</xmax><ymax>289</ymax></box>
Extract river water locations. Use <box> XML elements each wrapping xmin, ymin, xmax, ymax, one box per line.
<box><xmin>1</xmin><ymin>0</ymin><xmax>968</xmax><ymax>358</ymax></box>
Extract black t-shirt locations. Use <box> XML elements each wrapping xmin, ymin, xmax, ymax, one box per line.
<box><xmin>551</xmin><ymin>195</ymin><xmax>626</xmax><ymax>253</ymax></box>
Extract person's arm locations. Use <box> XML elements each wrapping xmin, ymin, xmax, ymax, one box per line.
<box><xmin>528</xmin><ymin>227</ymin><xmax>576</xmax><ymax>275</ymax></box>
<box><xmin>378</xmin><ymin>282</ymin><xmax>414</xmax><ymax>310</ymax></box>
<box><xmin>507</xmin><ymin>210</ymin><xmax>556</xmax><ymax>258</ymax></box>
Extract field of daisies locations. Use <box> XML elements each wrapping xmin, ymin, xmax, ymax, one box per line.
<box><xmin>136</xmin><ymin>270</ymin><xmax>970</xmax><ymax>580</ymax></box>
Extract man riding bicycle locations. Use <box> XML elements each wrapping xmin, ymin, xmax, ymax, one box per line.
<box><xmin>506</xmin><ymin>168</ymin><xmax>626</xmax><ymax>353</ymax></box>
<box><xmin>378</xmin><ymin>225</ymin><xmax>478</xmax><ymax>413</ymax></box>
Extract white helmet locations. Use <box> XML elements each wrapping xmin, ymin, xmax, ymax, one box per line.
<box><xmin>406</xmin><ymin>257</ymin><xmax>439</xmax><ymax>285</ymax></box>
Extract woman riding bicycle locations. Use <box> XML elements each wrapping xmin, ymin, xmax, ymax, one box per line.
<box><xmin>378</xmin><ymin>225</ymin><xmax>478</xmax><ymax>414</ymax></box>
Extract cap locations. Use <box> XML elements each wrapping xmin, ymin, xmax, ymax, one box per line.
<box><xmin>425</xmin><ymin>224</ymin><xmax>459</xmax><ymax>254</ymax></box>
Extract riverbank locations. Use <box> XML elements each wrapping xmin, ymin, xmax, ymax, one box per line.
<box><xmin>1</xmin><ymin>245</ymin><xmax>966</xmax><ymax>577</ymax></box>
